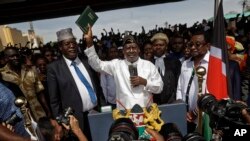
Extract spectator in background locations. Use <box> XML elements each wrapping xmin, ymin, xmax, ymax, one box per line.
<box><xmin>100</xmin><ymin>46</ymin><xmax>118</xmax><ymax>109</ymax></box>
<box><xmin>117</xmin><ymin>46</ymin><xmax>124</xmax><ymax>59</ymax></box>
<box><xmin>180</xmin><ymin>44</ymin><xmax>192</xmax><ymax>63</ymax></box>
<box><xmin>0</xmin><ymin>82</ymin><xmax>30</xmax><ymax>138</ymax></box>
<box><xmin>151</xmin><ymin>33</ymin><xmax>181</xmax><ymax>104</ymax></box>
<box><xmin>0</xmin><ymin>72</ymin><xmax>25</xmax><ymax>98</ymax></box>
<box><xmin>0</xmin><ymin>47</ymin><xmax>47</xmax><ymax>121</ymax></box>
<box><xmin>35</xmin><ymin>55</ymin><xmax>52</xmax><ymax>117</ymax></box>
<box><xmin>43</xmin><ymin>48</ymin><xmax>55</xmax><ymax>63</ymax></box>
<box><xmin>19</xmin><ymin>47</ymin><xmax>33</xmax><ymax>67</ymax></box>
<box><xmin>35</xmin><ymin>56</ymin><xmax>48</xmax><ymax>84</ymax></box>
<box><xmin>226</xmin><ymin>36</ymin><xmax>242</xmax><ymax>101</ymax></box>
<box><xmin>142</xmin><ymin>40</ymin><xmax>153</xmax><ymax>61</ymax></box>
<box><xmin>169</xmin><ymin>34</ymin><xmax>185</xmax><ymax>60</ymax></box>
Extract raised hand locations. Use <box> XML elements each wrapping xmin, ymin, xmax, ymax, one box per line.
<box><xmin>146</xmin><ymin>128</ymin><xmax>164</xmax><ymax>141</ymax></box>
<box><xmin>83</xmin><ymin>24</ymin><xmax>93</xmax><ymax>47</ymax></box>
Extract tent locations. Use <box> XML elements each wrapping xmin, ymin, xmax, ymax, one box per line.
<box><xmin>208</xmin><ymin>11</ymin><xmax>250</xmax><ymax>21</ymax></box>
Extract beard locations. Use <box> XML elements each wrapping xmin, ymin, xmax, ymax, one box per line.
<box><xmin>124</xmin><ymin>56</ymin><xmax>139</xmax><ymax>63</ymax></box>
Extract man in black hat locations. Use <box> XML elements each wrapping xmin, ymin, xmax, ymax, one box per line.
<box><xmin>84</xmin><ymin>26</ymin><xmax>163</xmax><ymax>110</ymax></box>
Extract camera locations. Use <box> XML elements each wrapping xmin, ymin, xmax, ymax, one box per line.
<box><xmin>197</xmin><ymin>93</ymin><xmax>249</xmax><ymax>135</ymax></box>
<box><xmin>56</xmin><ymin>107</ymin><xmax>74</xmax><ymax>126</ymax></box>
<box><xmin>182</xmin><ymin>132</ymin><xmax>205</xmax><ymax>141</ymax></box>
<box><xmin>108</xmin><ymin>118</ymin><xmax>139</xmax><ymax>141</ymax></box>
<box><xmin>5</xmin><ymin>113</ymin><xmax>21</xmax><ymax>126</ymax></box>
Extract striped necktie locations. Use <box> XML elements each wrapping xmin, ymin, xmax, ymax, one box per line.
<box><xmin>71</xmin><ymin>61</ymin><xmax>97</xmax><ymax>105</ymax></box>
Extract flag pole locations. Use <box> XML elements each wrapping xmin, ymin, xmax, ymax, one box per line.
<box><xmin>214</xmin><ymin>0</ymin><xmax>220</xmax><ymax>24</ymax></box>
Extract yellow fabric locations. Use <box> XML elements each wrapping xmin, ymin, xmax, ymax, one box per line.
<box><xmin>235</xmin><ymin>41</ymin><xmax>244</xmax><ymax>51</ymax></box>
<box><xmin>226</xmin><ymin>36</ymin><xmax>244</xmax><ymax>52</ymax></box>
<box><xmin>226</xmin><ymin>36</ymin><xmax>236</xmax><ymax>52</ymax></box>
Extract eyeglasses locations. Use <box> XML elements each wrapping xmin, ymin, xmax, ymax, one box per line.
<box><xmin>187</xmin><ymin>41</ymin><xmax>207</xmax><ymax>48</ymax></box>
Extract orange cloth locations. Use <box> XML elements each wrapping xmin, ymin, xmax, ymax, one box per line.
<box><xmin>226</xmin><ymin>36</ymin><xmax>247</xmax><ymax>71</ymax></box>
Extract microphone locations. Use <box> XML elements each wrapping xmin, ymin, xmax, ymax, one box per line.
<box><xmin>128</xmin><ymin>64</ymin><xmax>137</xmax><ymax>76</ymax></box>
<box><xmin>159</xmin><ymin>123</ymin><xmax>183</xmax><ymax>141</ymax></box>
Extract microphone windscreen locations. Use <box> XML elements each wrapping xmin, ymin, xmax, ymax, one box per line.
<box><xmin>129</xmin><ymin>65</ymin><xmax>138</xmax><ymax>76</ymax></box>
<box><xmin>159</xmin><ymin>123</ymin><xmax>183</xmax><ymax>141</ymax></box>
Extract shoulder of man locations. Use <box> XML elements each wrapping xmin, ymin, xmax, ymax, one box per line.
<box><xmin>0</xmin><ymin>68</ymin><xmax>4</xmax><ymax>72</ymax></box>
<box><xmin>164</xmin><ymin>56</ymin><xmax>182</xmax><ymax>67</ymax></box>
<box><xmin>0</xmin><ymin>65</ymin><xmax>8</xmax><ymax>72</ymax></box>
<box><xmin>165</xmin><ymin>55</ymin><xmax>181</xmax><ymax>62</ymax></box>
<box><xmin>47</xmin><ymin>57</ymin><xmax>64</xmax><ymax>67</ymax></box>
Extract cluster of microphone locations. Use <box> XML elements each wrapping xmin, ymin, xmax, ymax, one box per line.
<box><xmin>108</xmin><ymin>117</ymin><xmax>205</xmax><ymax>141</ymax></box>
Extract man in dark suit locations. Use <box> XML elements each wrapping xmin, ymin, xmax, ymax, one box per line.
<box><xmin>151</xmin><ymin>33</ymin><xmax>181</xmax><ymax>104</ymax></box>
<box><xmin>47</xmin><ymin>28</ymin><xmax>103</xmax><ymax>141</ymax></box>
<box><xmin>229</xmin><ymin>60</ymin><xmax>242</xmax><ymax>100</ymax></box>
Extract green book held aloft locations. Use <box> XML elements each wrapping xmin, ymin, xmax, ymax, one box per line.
<box><xmin>75</xmin><ymin>6</ymin><xmax>98</xmax><ymax>34</ymax></box>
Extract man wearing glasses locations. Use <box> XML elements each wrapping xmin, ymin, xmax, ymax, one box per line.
<box><xmin>176</xmin><ymin>30</ymin><xmax>211</xmax><ymax>133</ymax></box>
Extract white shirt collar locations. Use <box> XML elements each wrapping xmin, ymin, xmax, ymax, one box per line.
<box><xmin>124</xmin><ymin>57</ymin><xmax>140</xmax><ymax>66</ymax></box>
<box><xmin>63</xmin><ymin>56</ymin><xmax>81</xmax><ymax>66</ymax></box>
<box><xmin>154</xmin><ymin>54</ymin><xmax>166</xmax><ymax>59</ymax></box>
<box><xmin>187</xmin><ymin>51</ymin><xmax>210</xmax><ymax>63</ymax></box>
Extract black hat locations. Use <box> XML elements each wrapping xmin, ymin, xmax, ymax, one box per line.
<box><xmin>123</xmin><ymin>35</ymin><xmax>136</xmax><ymax>46</ymax></box>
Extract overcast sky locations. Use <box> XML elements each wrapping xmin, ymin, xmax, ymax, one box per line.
<box><xmin>8</xmin><ymin>0</ymin><xmax>243</xmax><ymax>43</ymax></box>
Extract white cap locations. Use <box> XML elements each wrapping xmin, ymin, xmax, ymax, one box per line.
<box><xmin>56</xmin><ymin>28</ymin><xmax>75</xmax><ymax>42</ymax></box>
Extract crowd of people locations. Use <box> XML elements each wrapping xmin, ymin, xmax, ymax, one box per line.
<box><xmin>0</xmin><ymin>13</ymin><xmax>250</xmax><ymax>141</ymax></box>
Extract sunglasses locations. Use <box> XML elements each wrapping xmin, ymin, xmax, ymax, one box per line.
<box><xmin>187</xmin><ymin>41</ymin><xmax>207</xmax><ymax>48</ymax></box>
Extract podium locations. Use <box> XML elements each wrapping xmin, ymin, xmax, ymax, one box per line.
<box><xmin>88</xmin><ymin>103</ymin><xmax>187</xmax><ymax>141</ymax></box>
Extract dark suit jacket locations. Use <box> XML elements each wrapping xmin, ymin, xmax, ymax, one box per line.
<box><xmin>152</xmin><ymin>56</ymin><xmax>181</xmax><ymax>104</ymax></box>
<box><xmin>46</xmin><ymin>54</ymin><xmax>104</xmax><ymax>133</ymax></box>
<box><xmin>229</xmin><ymin>60</ymin><xmax>241</xmax><ymax>100</ymax></box>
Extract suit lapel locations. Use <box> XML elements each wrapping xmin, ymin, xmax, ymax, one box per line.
<box><xmin>59</xmin><ymin>57</ymin><xmax>80</xmax><ymax>94</ymax></box>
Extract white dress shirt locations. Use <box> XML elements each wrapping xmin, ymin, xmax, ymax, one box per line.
<box><xmin>176</xmin><ymin>51</ymin><xmax>210</xmax><ymax>112</ymax></box>
<box><xmin>85</xmin><ymin>46</ymin><xmax>163</xmax><ymax>110</ymax></box>
<box><xmin>154</xmin><ymin>55</ymin><xmax>166</xmax><ymax>76</ymax></box>
<box><xmin>63</xmin><ymin>56</ymin><xmax>96</xmax><ymax>111</ymax></box>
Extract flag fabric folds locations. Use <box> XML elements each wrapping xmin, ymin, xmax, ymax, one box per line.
<box><xmin>204</xmin><ymin>0</ymin><xmax>231</xmax><ymax>140</ymax></box>
<box><xmin>207</xmin><ymin>0</ymin><xmax>230</xmax><ymax>100</ymax></box>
